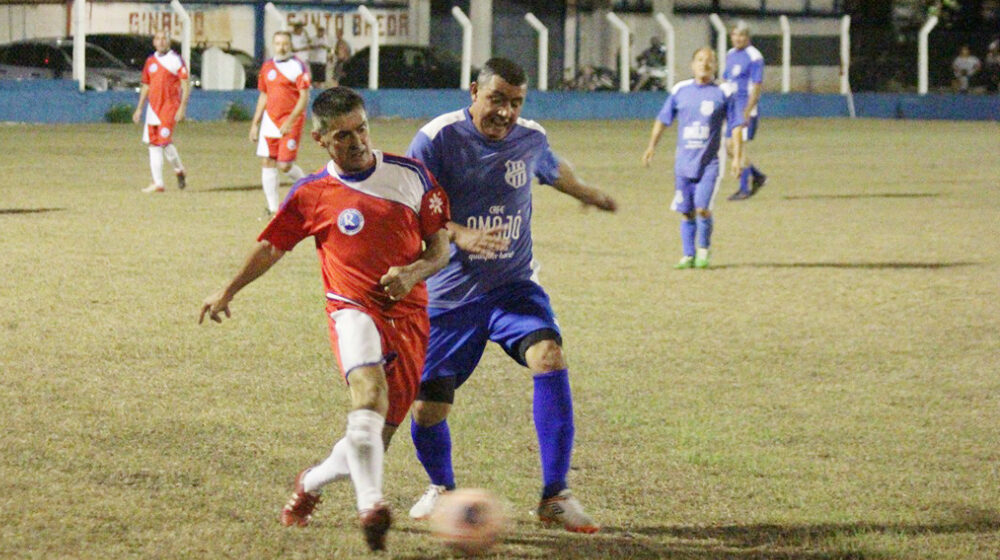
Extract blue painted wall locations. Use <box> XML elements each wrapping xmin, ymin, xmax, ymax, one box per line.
<box><xmin>1</xmin><ymin>79</ymin><xmax>998</xmax><ymax>123</ymax></box>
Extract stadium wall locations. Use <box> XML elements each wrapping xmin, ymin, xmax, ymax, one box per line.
<box><xmin>0</xmin><ymin>80</ymin><xmax>997</xmax><ymax>123</ymax></box>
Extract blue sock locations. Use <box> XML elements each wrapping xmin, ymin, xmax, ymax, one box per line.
<box><xmin>410</xmin><ymin>417</ymin><xmax>456</xmax><ymax>490</ymax></box>
<box><xmin>696</xmin><ymin>215</ymin><xmax>713</xmax><ymax>249</ymax></box>
<box><xmin>680</xmin><ymin>219</ymin><xmax>696</xmax><ymax>257</ymax></box>
<box><xmin>533</xmin><ymin>369</ymin><xmax>574</xmax><ymax>499</ymax></box>
<box><xmin>739</xmin><ymin>167</ymin><xmax>752</xmax><ymax>193</ymax></box>
<box><xmin>750</xmin><ymin>164</ymin><xmax>764</xmax><ymax>180</ymax></box>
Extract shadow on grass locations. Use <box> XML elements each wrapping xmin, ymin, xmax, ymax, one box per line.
<box><xmin>197</xmin><ymin>185</ymin><xmax>263</xmax><ymax>193</ymax></box>
<box><xmin>393</xmin><ymin>507</ymin><xmax>999</xmax><ymax>559</ymax></box>
<box><xmin>0</xmin><ymin>207</ymin><xmax>66</xmax><ymax>215</ymax></box>
<box><xmin>781</xmin><ymin>193</ymin><xmax>942</xmax><ymax>200</ymax></box>
<box><xmin>710</xmin><ymin>262</ymin><xmax>977</xmax><ymax>271</ymax></box>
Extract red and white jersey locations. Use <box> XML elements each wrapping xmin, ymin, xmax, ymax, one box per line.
<box><xmin>141</xmin><ymin>50</ymin><xmax>188</xmax><ymax>125</ymax></box>
<box><xmin>259</xmin><ymin>150</ymin><xmax>451</xmax><ymax>319</ymax></box>
<box><xmin>258</xmin><ymin>56</ymin><xmax>311</xmax><ymax>136</ymax></box>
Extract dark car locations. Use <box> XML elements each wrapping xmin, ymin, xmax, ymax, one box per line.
<box><xmin>86</xmin><ymin>33</ymin><xmax>258</xmax><ymax>89</ymax></box>
<box><xmin>340</xmin><ymin>45</ymin><xmax>464</xmax><ymax>89</ymax></box>
<box><xmin>0</xmin><ymin>37</ymin><xmax>142</xmax><ymax>91</ymax></box>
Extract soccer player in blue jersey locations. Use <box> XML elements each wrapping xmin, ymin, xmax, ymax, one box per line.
<box><xmin>642</xmin><ymin>47</ymin><xmax>740</xmax><ymax>269</ymax></box>
<box><xmin>403</xmin><ymin>57</ymin><xmax>617</xmax><ymax>533</ymax></box>
<box><xmin>723</xmin><ymin>21</ymin><xmax>767</xmax><ymax>201</ymax></box>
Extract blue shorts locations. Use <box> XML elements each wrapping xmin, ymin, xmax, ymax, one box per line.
<box><xmin>422</xmin><ymin>280</ymin><xmax>561</xmax><ymax>389</ymax></box>
<box><xmin>671</xmin><ymin>159</ymin><xmax>720</xmax><ymax>214</ymax></box>
<box><xmin>725</xmin><ymin>97</ymin><xmax>759</xmax><ymax>140</ymax></box>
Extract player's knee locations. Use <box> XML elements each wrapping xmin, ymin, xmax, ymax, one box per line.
<box><xmin>696</xmin><ymin>208</ymin><xmax>711</xmax><ymax>218</ymax></box>
<box><xmin>525</xmin><ymin>339</ymin><xmax>567</xmax><ymax>374</ymax></box>
<box><xmin>277</xmin><ymin>161</ymin><xmax>293</xmax><ymax>173</ymax></box>
<box><xmin>347</xmin><ymin>366</ymin><xmax>389</xmax><ymax>415</ymax></box>
<box><xmin>412</xmin><ymin>399</ymin><xmax>451</xmax><ymax>426</ymax></box>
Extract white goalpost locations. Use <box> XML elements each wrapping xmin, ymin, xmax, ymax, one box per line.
<box><xmin>452</xmin><ymin>6</ymin><xmax>472</xmax><ymax>91</ymax></box>
<box><xmin>72</xmin><ymin>0</ymin><xmax>86</xmax><ymax>91</ymax></box>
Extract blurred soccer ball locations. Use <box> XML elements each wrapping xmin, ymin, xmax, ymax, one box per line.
<box><xmin>429</xmin><ymin>488</ymin><xmax>506</xmax><ymax>555</ymax></box>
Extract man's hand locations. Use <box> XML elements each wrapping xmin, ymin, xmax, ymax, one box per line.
<box><xmin>578</xmin><ymin>188</ymin><xmax>618</xmax><ymax>212</ymax></box>
<box><xmin>132</xmin><ymin>107</ymin><xmax>142</xmax><ymax>124</ymax></box>
<box><xmin>279</xmin><ymin>120</ymin><xmax>293</xmax><ymax>136</ymax></box>
<box><xmin>175</xmin><ymin>106</ymin><xmax>187</xmax><ymax>123</ymax></box>
<box><xmin>641</xmin><ymin>146</ymin><xmax>656</xmax><ymax>167</ymax></box>
<box><xmin>451</xmin><ymin>223</ymin><xmax>510</xmax><ymax>258</ymax></box>
<box><xmin>199</xmin><ymin>291</ymin><xmax>233</xmax><ymax>324</ymax></box>
<box><xmin>249</xmin><ymin>123</ymin><xmax>260</xmax><ymax>142</ymax></box>
<box><xmin>379</xmin><ymin>267</ymin><xmax>418</xmax><ymax>302</ymax></box>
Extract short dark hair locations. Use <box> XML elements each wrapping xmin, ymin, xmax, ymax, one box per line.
<box><xmin>476</xmin><ymin>57</ymin><xmax>527</xmax><ymax>88</ymax></box>
<box><xmin>312</xmin><ymin>86</ymin><xmax>366</xmax><ymax>134</ymax></box>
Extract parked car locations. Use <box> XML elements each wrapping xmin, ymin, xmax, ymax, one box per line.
<box><xmin>86</xmin><ymin>33</ymin><xmax>258</xmax><ymax>89</ymax></box>
<box><xmin>340</xmin><ymin>45</ymin><xmax>465</xmax><ymax>89</ymax></box>
<box><xmin>0</xmin><ymin>38</ymin><xmax>142</xmax><ymax>91</ymax></box>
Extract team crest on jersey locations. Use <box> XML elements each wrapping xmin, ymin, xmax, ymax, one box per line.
<box><xmin>428</xmin><ymin>192</ymin><xmax>444</xmax><ymax>214</ymax></box>
<box><xmin>337</xmin><ymin>209</ymin><xmax>364</xmax><ymax>235</ymax></box>
<box><xmin>267</xmin><ymin>69</ymin><xmax>277</xmax><ymax>81</ymax></box>
<box><xmin>286</xmin><ymin>138</ymin><xmax>297</xmax><ymax>150</ymax></box>
<box><xmin>150</xmin><ymin>63</ymin><xmax>158</xmax><ymax>73</ymax></box>
<box><xmin>700</xmin><ymin>100</ymin><xmax>715</xmax><ymax>116</ymax></box>
<box><xmin>160</xmin><ymin>127</ymin><xmax>171</xmax><ymax>138</ymax></box>
<box><xmin>504</xmin><ymin>160</ymin><xmax>528</xmax><ymax>189</ymax></box>
<box><xmin>731</xmin><ymin>64</ymin><xmax>742</xmax><ymax>77</ymax></box>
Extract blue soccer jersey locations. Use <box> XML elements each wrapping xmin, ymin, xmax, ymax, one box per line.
<box><xmin>657</xmin><ymin>79</ymin><xmax>734</xmax><ymax>179</ymax></box>
<box><xmin>407</xmin><ymin>108</ymin><xmax>561</xmax><ymax>309</ymax></box>
<box><xmin>723</xmin><ymin>45</ymin><xmax>764</xmax><ymax>98</ymax></box>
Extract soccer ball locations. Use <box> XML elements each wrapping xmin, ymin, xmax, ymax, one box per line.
<box><xmin>429</xmin><ymin>488</ymin><xmax>506</xmax><ymax>555</ymax></box>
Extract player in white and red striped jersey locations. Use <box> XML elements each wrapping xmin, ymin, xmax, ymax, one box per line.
<box><xmin>132</xmin><ymin>31</ymin><xmax>191</xmax><ymax>193</ymax></box>
<box><xmin>200</xmin><ymin>87</ymin><xmax>451</xmax><ymax>551</ymax></box>
<box><xmin>250</xmin><ymin>30</ymin><xmax>312</xmax><ymax>215</ymax></box>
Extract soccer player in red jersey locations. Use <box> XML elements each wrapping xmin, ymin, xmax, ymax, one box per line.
<box><xmin>250</xmin><ymin>30</ymin><xmax>311</xmax><ymax>215</ymax></box>
<box><xmin>200</xmin><ymin>87</ymin><xmax>451</xmax><ymax>551</ymax></box>
<box><xmin>133</xmin><ymin>31</ymin><xmax>191</xmax><ymax>193</ymax></box>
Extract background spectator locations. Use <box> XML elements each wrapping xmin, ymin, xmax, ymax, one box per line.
<box><xmin>984</xmin><ymin>39</ymin><xmax>1000</xmax><ymax>93</ymax></box>
<box><xmin>310</xmin><ymin>26</ymin><xmax>331</xmax><ymax>84</ymax></box>
<box><xmin>290</xmin><ymin>22</ymin><xmax>310</xmax><ymax>62</ymax></box>
<box><xmin>952</xmin><ymin>44</ymin><xmax>981</xmax><ymax>93</ymax></box>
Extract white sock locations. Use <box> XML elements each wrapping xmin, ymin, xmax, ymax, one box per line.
<box><xmin>302</xmin><ymin>438</ymin><xmax>350</xmax><ymax>493</ymax></box>
<box><xmin>262</xmin><ymin>167</ymin><xmax>280</xmax><ymax>212</ymax></box>
<box><xmin>149</xmin><ymin>146</ymin><xmax>165</xmax><ymax>187</ymax></box>
<box><xmin>345</xmin><ymin>409</ymin><xmax>385</xmax><ymax>512</ymax></box>
<box><xmin>285</xmin><ymin>164</ymin><xmax>304</xmax><ymax>182</ymax></box>
<box><xmin>163</xmin><ymin>143</ymin><xmax>184</xmax><ymax>173</ymax></box>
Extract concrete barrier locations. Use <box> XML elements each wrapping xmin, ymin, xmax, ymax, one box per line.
<box><xmin>1</xmin><ymin>79</ymin><xmax>997</xmax><ymax>122</ymax></box>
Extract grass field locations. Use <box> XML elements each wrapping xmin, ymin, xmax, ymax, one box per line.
<box><xmin>1</xmin><ymin>116</ymin><xmax>998</xmax><ymax>559</ymax></box>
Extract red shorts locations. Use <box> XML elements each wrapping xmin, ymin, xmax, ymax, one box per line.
<box><xmin>257</xmin><ymin>128</ymin><xmax>303</xmax><ymax>163</ymax></box>
<box><xmin>326</xmin><ymin>305</ymin><xmax>429</xmax><ymax>426</ymax></box>
<box><xmin>146</xmin><ymin>119</ymin><xmax>176</xmax><ymax>147</ymax></box>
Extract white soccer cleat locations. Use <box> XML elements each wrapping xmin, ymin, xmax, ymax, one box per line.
<box><xmin>142</xmin><ymin>183</ymin><xmax>165</xmax><ymax>193</ymax></box>
<box><xmin>536</xmin><ymin>489</ymin><xmax>600</xmax><ymax>534</ymax></box>
<box><xmin>409</xmin><ymin>484</ymin><xmax>448</xmax><ymax>520</ymax></box>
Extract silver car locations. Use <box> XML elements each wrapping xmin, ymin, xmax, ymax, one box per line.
<box><xmin>0</xmin><ymin>37</ymin><xmax>143</xmax><ymax>91</ymax></box>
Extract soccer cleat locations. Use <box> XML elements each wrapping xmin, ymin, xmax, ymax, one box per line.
<box><xmin>694</xmin><ymin>249</ymin><xmax>710</xmax><ymax>269</ymax></box>
<box><xmin>280</xmin><ymin>468</ymin><xmax>321</xmax><ymax>527</ymax></box>
<box><xmin>536</xmin><ymin>489</ymin><xmax>600</xmax><ymax>534</ymax></box>
<box><xmin>176</xmin><ymin>170</ymin><xmax>187</xmax><ymax>190</ymax></box>
<box><xmin>409</xmin><ymin>484</ymin><xmax>448</xmax><ymax>520</ymax></box>
<box><xmin>359</xmin><ymin>502</ymin><xmax>392</xmax><ymax>551</ymax></box>
<box><xmin>142</xmin><ymin>183</ymin><xmax>165</xmax><ymax>194</ymax></box>
<box><xmin>727</xmin><ymin>189</ymin><xmax>751</xmax><ymax>201</ymax></box>
<box><xmin>674</xmin><ymin>256</ymin><xmax>695</xmax><ymax>269</ymax></box>
<box><xmin>751</xmin><ymin>172</ymin><xmax>767</xmax><ymax>194</ymax></box>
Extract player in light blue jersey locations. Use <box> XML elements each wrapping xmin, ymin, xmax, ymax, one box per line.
<box><xmin>404</xmin><ymin>57</ymin><xmax>617</xmax><ymax>533</ymax></box>
<box><xmin>642</xmin><ymin>47</ymin><xmax>740</xmax><ymax>269</ymax></box>
<box><xmin>723</xmin><ymin>20</ymin><xmax>767</xmax><ymax>201</ymax></box>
